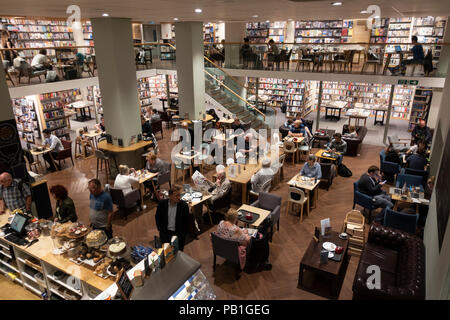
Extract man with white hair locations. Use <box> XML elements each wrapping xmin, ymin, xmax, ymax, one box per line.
<box><xmin>250</xmin><ymin>158</ymin><xmax>274</xmax><ymax>193</ymax></box>
<box><xmin>206</xmin><ymin>165</ymin><xmax>232</xmax><ymax>204</ymax></box>
<box><xmin>0</xmin><ymin>172</ymin><xmax>32</xmax><ymax>213</ymax></box>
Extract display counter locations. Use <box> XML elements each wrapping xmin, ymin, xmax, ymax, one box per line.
<box><xmin>0</xmin><ymin>211</ymin><xmax>114</xmax><ymax>300</ymax></box>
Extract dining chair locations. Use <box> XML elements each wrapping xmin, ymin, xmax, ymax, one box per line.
<box><xmin>283</xmin><ymin>140</ymin><xmax>297</xmax><ymax>165</ymax></box>
<box><xmin>286</xmin><ymin>187</ymin><xmax>308</xmax><ymax>222</ymax></box>
<box><xmin>361</xmin><ymin>50</ymin><xmax>381</xmax><ymax>75</ymax></box>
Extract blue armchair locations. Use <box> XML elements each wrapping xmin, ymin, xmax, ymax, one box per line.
<box><xmin>383</xmin><ymin>208</ymin><xmax>418</xmax><ymax>235</ymax></box>
<box><xmin>353</xmin><ymin>181</ymin><xmax>378</xmax><ymax>222</ymax></box>
<box><xmin>396</xmin><ymin>173</ymin><xmax>424</xmax><ymax>192</ymax></box>
<box><xmin>250</xmin><ymin>192</ymin><xmax>281</xmax><ymax>242</ymax></box>
<box><xmin>379</xmin><ymin>150</ymin><xmax>401</xmax><ymax>182</ymax></box>
<box><xmin>403</xmin><ymin>168</ymin><xmax>429</xmax><ymax>188</ymax></box>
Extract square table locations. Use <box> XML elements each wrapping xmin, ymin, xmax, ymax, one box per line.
<box><xmin>287</xmin><ymin>174</ymin><xmax>320</xmax><ymax>213</ymax></box>
<box><xmin>346</xmin><ymin>109</ymin><xmax>371</xmax><ymax>127</ymax></box>
<box><xmin>67</xmin><ymin>101</ymin><xmax>94</xmax><ymax>122</ymax></box>
<box><xmin>131</xmin><ymin>170</ymin><xmax>159</xmax><ymax>206</ymax></box>
<box><xmin>84</xmin><ymin>130</ymin><xmax>102</xmax><ymax>149</ymax></box>
<box><xmin>315</xmin><ymin>149</ymin><xmax>341</xmax><ymax>164</ymax></box>
<box><xmin>298</xmin><ymin>231</ymin><xmax>349</xmax><ymax>299</ymax></box>
<box><xmin>219</xmin><ymin>118</ymin><xmax>235</xmax><ymax>129</ymax></box>
<box><xmin>225</xmin><ymin>163</ymin><xmax>261</xmax><ymax>204</ymax></box>
<box><xmin>324</xmin><ymin>104</ymin><xmax>344</xmax><ymax>121</ymax></box>
<box><xmin>173</xmin><ymin>151</ymin><xmax>200</xmax><ymax>182</ymax></box>
<box><xmin>237</xmin><ymin>204</ymin><xmax>271</xmax><ymax>229</ymax></box>
<box><xmin>389</xmin><ymin>188</ymin><xmax>429</xmax><ymax>214</ymax></box>
<box><xmin>182</xmin><ymin>191</ymin><xmax>213</xmax><ymax>237</ymax></box>
<box><xmin>30</xmin><ymin>147</ymin><xmax>56</xmax><ymax>171</ymax></box>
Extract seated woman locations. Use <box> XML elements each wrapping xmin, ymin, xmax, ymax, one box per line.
<box><xmin>114</xmin><ymin>164</ymin><xmax>139</xmax><ymax>195</ymax></box>
<box><xmin>144</xmin><ymin>153</ymin><xmax>166</xmax><ymax>198</ymax></box>
<box><xmin>95</xmin><ymin>117</ymin><xmax>106</xmax><ymax>133</ymax></box>
<box><xmin>216</xmin><ymin>208</ymin><xmax>251</xmax><ymax>247</ymax></box>
<box><xmin>344</xmin><ymin>125</ymin><xmax>358</xmax><ymax>138</ymax></box>
<box><xmin>49</xmin><ymin>185</ymin><xmax>78</xmax><ymax>223</ymax></box>
<box><xmin>76</xmin><ymin>128</ymin><xmax>94</xmax><ymax>157</ymax></box>
<box><xmin>300</xmin><ymin>154</ymin><xmax>322</xmax><ymax>180</ymax></box>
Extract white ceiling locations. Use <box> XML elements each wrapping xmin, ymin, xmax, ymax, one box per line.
<box><xmin>1</xmin><ymin>0</ymin><xmax>450</xmax><ymax>23</ymax></box>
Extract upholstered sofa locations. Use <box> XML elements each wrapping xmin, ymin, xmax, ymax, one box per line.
<box><xmin>342</xmin><ymin>125</ymin><xmax>367</xmax><ymax>156</ymax></box>
<box><xmin>352</xmin><ymin>223</ymin><xmax>425</xmax><ymax>300</ymax></box>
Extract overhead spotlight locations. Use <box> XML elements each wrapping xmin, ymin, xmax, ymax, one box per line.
<box><xmin>252</xmin><ymin>15</ymin><xmax>258</xmax><ymax>18</ymax></box>
<box><xmin>173</xmin><ymin>18</ymin><xmax>179</xmax><ymax>21</ymax></box>
<box><xmin>331</xmin><ymin>2</ymin><xmax>343</xmax><ymax>5</ymax></box>
<box><xmin>360</xmin><ymin>10</ymin><xmax>368</xmax><ymax>14</ymax></box>
<box><xmin>102</xmin><ymin>13</ymin><xmax>109</xmax><ymax>17</ymax></box>
<box><xmin>195</xmin><ymin>8</ymin><xmax>202</xmax><ymax>13</ymax></box>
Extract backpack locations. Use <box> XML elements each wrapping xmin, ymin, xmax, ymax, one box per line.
<box><xmin>338</xmin><ymin>164</ymin><xmax>352</xmax><ymax>177</ymax></box>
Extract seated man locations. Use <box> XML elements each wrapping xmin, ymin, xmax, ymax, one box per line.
<box><xmin>141</xmin><ymin>116</ymin><xmax>153</xmax><ymax>137</ymax></box>
<box><xmin>411</xmin><ymin>119</ymin><xmax>432</xmax><ymax>145</ymax></box>
<box><xmin>205</xmin><ymin>165</ymin><xmax>232</xmax><ymax>205</ymax></box>
<box><xmin>326</xmin><ymin>133</ymin><xmax>347</xmax><ymax>166</ymax></box>
<box><xmin>31</xmin><ymin>48</ymin><xmax>52</xmax><ymax>71</ymax></box>
<box><xmin>300</xmin><ymin>154</ymin><xmax>322</xmax><ymax>180</ymax></box>
<box><xmin>42</xmin><ymin>129</ymin><xmax>64</xmax><ymax>172</ymax></box>
<box><xmin>237</xmin><ymin>133</ymin><xmax>257</xmax><ymax>162</ymax></box>
<box><xmin>357</xmin><ymin>165</ymin><xmax>393</xmax><ymax>222</ymax></box>
<box><xmin>0</xmin><ymin>172</ymin><xmax>32</xmax><ymax>214</ymax></box>
<box><xmin>148</xmin><ymin>108</ymin><xmax>161</xmax><ymax>122</ymax></box>
<box><xmin>179</xmin><ymin>121</ymin><xmax>195</xmax><ymax>149</ymax></box>
<box><xmin>406</xmin><ymin>146</ymin><xmax>428</xmax><ymax>171</ymax></box>
<box><xmin>288</xmin><ymin>120</ymin><xmax>305</xmax><ymax>137</ymax></box>
<box><xmin>250</xmin><ymin>158</ymin><xmax>274</xmax><ymax>193</ymax></box>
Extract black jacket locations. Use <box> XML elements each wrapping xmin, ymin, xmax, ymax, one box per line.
<box><xmin>411</xmin><ymin>125</ymin><xmax>431</xmax><ymax>144</ymax></box>
<box><xmin>155</xmin><ymin>199</ymin><xmax>189</xmax><ymax>236</ymax></box>
<box><xmin>55</xmin><ymin>197</ymin><xmax>78</xmax><ymax>223</ymax></box>
<box><xmin>142</xmin><ymin>121</ymin><xmax>152</xmax><ymax>136</ymax></box>
<box><xmin>358</xmin><ymin>173</ymin><xmax>383</xmax><ymax>197</ymax></box>
<box><xmin>385</xmin><ymin>150</ymin><xmax>401</xmax><ymax>165</ymax></box>
<box><xmin>406</xmin><ymin>154</ymin><xmax>427</xmax><ymax>170</ymax></box>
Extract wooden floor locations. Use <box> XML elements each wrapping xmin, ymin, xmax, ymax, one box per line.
<box><xmin>30</xmin><ymin>127</ymin><xmax>384</xmax><ymax>300</ymax></box>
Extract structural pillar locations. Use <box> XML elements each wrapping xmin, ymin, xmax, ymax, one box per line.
<box><xmin>175</xmin><ymin>22</ymin><xmax>206</xmax><ymax>120</ymax></box>
<box><xmin>92</xmin><ymin>17</ymin><xmax>143</xmax><ymax>168</ymax></box>
<box><xmin>225</xmin><ymin>22</ymin><xmax>246</xmax><ymax>68</ymax></box>
<box><xmin>436</xmin><ymin>17</ymin><xmax>450</xmax><ymax>77</ymax></box>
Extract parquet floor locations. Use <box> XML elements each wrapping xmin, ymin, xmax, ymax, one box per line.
<box><xmin>38</xmin><ymin>127</ymin><xmax>384</xmax><ymax>300</ymax></box>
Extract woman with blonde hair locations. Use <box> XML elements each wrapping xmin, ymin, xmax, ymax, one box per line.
<box><xmin>113</xmin><ymin>164</ymin><xmax>139</xmax><ymax>195</ymax></box>
<box><xmin>345</xmin><ymin>125</ymin><xmax>358</xmax><ymax>138</ymax></box>
<box><xmin>216</xmin><ymin>208</ymin><xmax>251</xmax><ymax>247</ymax></box>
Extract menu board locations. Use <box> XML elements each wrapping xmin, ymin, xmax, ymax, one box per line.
<box><xmin>116</xmin><ymin>269</ymin><xmax>134</xmax><ymax>300</ymax></box>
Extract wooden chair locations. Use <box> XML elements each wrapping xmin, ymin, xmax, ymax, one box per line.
<box><xmin>286</xmin><ymin>187</ymin><xmax>308</xmax><ymax>222</ymax></box>
<box><xmin>341</xmin><ymin>209</ymin><xmax>365</xmax><ymax>256</ymax></box>
<box><xmin>295</xmin><ymin>49</ymin><xmax>312</xmax><ymax>71</ymax></box>
<box><xmin>151</xmin><ymin>119</ymin><xmax>163</xmax><ymax>139</ymax></box>
<box><xmin>2</xmin><ymin>61</ymin><xmax>15</xmax><ymax>86</ymax></box>
<box><xmin>173</xmin><ymin>160</ymin><xmax>190</xmax><ymax>185</ymax></box>
<box><xmin>95</xmin><ymin>150</ymin><xmax>112</xmax><ymax>183</ymax></box>
<box><xmin>361</xmin><ymin>50</ymin><xmax>382</xmax><ymax>75</ymax></box>
<box><xmin>322</xmin><ymin>52</ymin><xmax>334</xmax><ymax>72</ymax></box>
<box><xmin>17</xmin><ymin>61</ymin><xmax>46</xmax><ymax>84</ymax></box>
<box><xmin>75</xmin><ymin>136</ymin><xmax>94</xmax><ymax>159</ymax></box>
<box><xmin>333</xmin><ymin>50</ymin><xmax>354</xmax><ymax>73</ymax></box>
<box><xmin>54</xmin><ymin>140</ymin><xmax>74</xmax><ymax>169</ymax></box>
<box><xmin>283</xmin><ymin>140</ymin><xmax>297</xmax><ymax>165</ymax></box>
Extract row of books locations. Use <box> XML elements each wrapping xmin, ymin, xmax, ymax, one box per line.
<box><xmin>295</xmin><ymin>20</ymin><xmax>343</xmax><ymax>29</ymax></box>
<box><xmin>18</xmin><ymin>32</ymin><xmax>73</xmax><ymax>40</ymax></box>
<box><xmin>295</xmin><ymin>30</ymin><xmax>341</xmax><ymax>37</ymax></box>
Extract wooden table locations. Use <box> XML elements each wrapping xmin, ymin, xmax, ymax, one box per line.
<box><xmin>315</xmin><ymin>149</ymin><xmax>341</xmax><ymax>164</ymax></box>
<box><xmin>374</xmin><ymin>108</ymin><xmax>388</xmax><ymax>126</ymax></box>
<box><xmin>0</xmin><ymin>211</ymin><xmax>113</xmax><ymax>296</ymax></box>
<box><xmin>84</xmin><ymin>130</ymin><xmax>102</xmax><ymax>149</ymax></box>
<box><xmin>98</xmin><ymin>140</ymin><xmax>152</xmax><ymax>174</ymax></box>
<box><xmin>237</xmin><ymin>204</ymin><xmax>271</xmax><ymax>229</ymax></box>
<box><xmin>389</xmin><ymin>189</ymin><xmax>429</xmax><ymax>214</ymax></box>
<box><xmin>287</xmin><ymin>174</ymin><xmax>320</xmax><ymax>213</ymax></box>
<box><xmin>347</xmin><ymin>113</ymin><xmax>370</xmax><ymax>126</ymax></box>
<box><xmin>63</xmin><ymin>109</ymin><xmax>76</xmax><ymax>129</ymax></box>
<box><xmin>132</xmin><ymin>170</ymin><xmax>158</xmax><ymax>206</ymax></box>
<box><xmin>184</xmin><ymin>114</ymin><xmax>214</xmax><ymax>124</ymax></box>
<box><xmin>312</xmin><ymin>129</ymin><xmax>335</xmax><ymax>148</ymax></box>
<box><xmin>213</xmin><ymin>133</ymin><xmax>235</xmax><ymax>144</ymax></box>
<box><xmin>53</xmin><ymin>64</ymin><xmax>72</xmax><ymax>79</ymax></box>
<box><xmin>30</xmin><ymin>147</ymin><xmax>56</xmax><ymax>171</ymax></box>
<box><xmin>324</xmin><ymin>104</ymin><xmax>345</xmax><ymax>121</ymax></box>
<box><xmin>218</xmin><ymin>118</ymin><xmax>235</xmax><ymax>129</ymax></box>
<box><xmin>173</xmin><ymin>151</ymin><xmax>200</xmax><ymax>183</ymax></box>
<box><xmin>298</xmin><ymin>231</ymin><xmax>349</xmax><ymax>299</ymax></box>
<box><xmin>67</xmin><ymin>101</ymin><xmax>94</xmax><ymax>122</ymax></box>
<box><xmin>225</xmin><ymin>163</ymin><xmax>261</xmax><ymax>204</ymax></box>
<box><xmin>183</xmin><ymin>192</ymin><xmax>213</xmax><ymax>236</ymax></box>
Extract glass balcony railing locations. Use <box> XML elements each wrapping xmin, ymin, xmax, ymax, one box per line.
<box><xmin>204</xmin><ymin>42</ymin><xmax>448</xmax><ymax>78</ymax></box>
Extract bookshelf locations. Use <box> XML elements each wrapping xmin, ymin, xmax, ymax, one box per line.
<box><xmin>370</xmin><ymin>18</ymin><xmax>389</xmax><ymax>44</ymax></box>
<box><xmin>412</xmin><ymin>16</ymin><xmax>446</xmax><ymax>66</ymax></box>
<box><xmin>246</xmin><ymin>78</ymin><xmax>317</xmax><ymax>118</ymax></box>
<box><xmin>409</xmin><ymin>87</ymin><xmax>433</xmax><ymax>131</ymax></box>
<box><xmin>391</xmin><ymin>85</ymin><xmax>415</xmax><ymax>119</ymax></box>
<box><xmin>82</xmin><ymin>21</ymin><xmax>94</xmax><ymax>55</ymax></box>
<box><xmin>203</xmin><ymin>23</ymin><xmax>218</xmax><ymax>43</ymax></box>
<box><xmin>294</xmin><ymin>20</ymin><xmax>343</xmax><ymax>44</ymax></box>
<box><xmin>87</xmin><ymin>86</ymin><xmax>102</xmax><ymax>119</ymax></box>
<box><xmin>341</xmin><ymin>20</ymin><xmax>353</xmax><ymax>43</ymax></box>
<box><xmin>268</xmin><ymin>21</ymin><xmax>286</xmax><ymax>43</ymax></box>
<box><xmin>0</xmin><ymin>17</ymin><xmax>76</xmax><ymax>63</ymax></box>
<box><xmin>12</xmin><ymin>98</ymin><xmax>40</xmax><ymax>144</ymax></box>
<box><xmin>138</xmin><ymin>77</ymin><xmax>152</xmax><ymax>115</ymax></box>
<box><xmin>38</xmin><ymin>89</ymin><xmax>81</xmax><ymax>139</ymax></box>
<box><xmin>246</xmin><ymin>22</ymin><xmax>270</xmax><ymax>44</ymax></box>
<box><xmin>160</xmin><ymin>44</ymin><xmax>176</xmax><ymax>60</ymax></box>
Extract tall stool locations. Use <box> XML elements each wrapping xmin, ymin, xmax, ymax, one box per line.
<box><xmin>95</xmin><ymin>150</ymin><xmax>112</xmax><ymax>183</ymax></box>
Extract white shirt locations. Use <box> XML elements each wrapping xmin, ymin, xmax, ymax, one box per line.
<box><xmin>114</xmin><ymin>174</ymin><xmax>139</xmax><ymax>195</ymax></box>
<box><xmin>44</xmin><ymin>134</ymin><xmax>64</xmax><ymax>152</ymax></box>
<box><xmin>31</xmin><ymin>54</ymin><xmax>48</xmax><ymax>67</ymax></box>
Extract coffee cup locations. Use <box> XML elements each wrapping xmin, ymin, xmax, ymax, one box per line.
<box><xmin>335</xmin><ymin>246</ymin><xmax>343</xmax><ymax>254</ymax></box>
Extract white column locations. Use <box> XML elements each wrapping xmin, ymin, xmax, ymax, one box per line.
<box><xmin>286</xmin><ymin>21</ymin><xmax>295</xmax><ymax>50</ymax></box>
<box><xmin>161</xmin><ymin>23</ymin><xmax>172</xmax><ymax>40</ymax></box>
<box><xmin>225</xmin><ymin>22</ymin><xmax>246</xmax><ymax>68</ymax></box>
<box><xmin>91</xmin><ymin>17</ymin><xmax>141</xmax><ymax>148</ymax></box>
<box><xmin>72</xmin><ymin>21</ymin><xmax>85</xmax><ymax>54</ymax></box>
<box><xmin>175</xmin><ymin>22</ymin><xmax>206</xmax><ymax>120</ymax></box>
<box><xmin>437</xmin><ymin>16</ymin><xmax>450</xmax><ymax>77</ymax></box>
<box><xmin>216</xmin><ymin>23</ymin><xmax>225</xmax><ymax>42</ymax></box>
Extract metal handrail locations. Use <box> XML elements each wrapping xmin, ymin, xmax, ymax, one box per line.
<box><xmin>204</xmin><ymin>69</ymin><xmax>266</xmax><ymax>121</ymax></box>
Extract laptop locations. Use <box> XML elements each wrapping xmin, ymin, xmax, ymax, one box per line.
<box><xmin>2</xmin><ymin>212</ymin><xmax>29</xmax><ymax>245</ymax></box>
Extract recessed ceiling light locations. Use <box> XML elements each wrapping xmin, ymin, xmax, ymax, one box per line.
<box><xmin>195</xmin><ymin>8</ymin><xmax>202</xmax><ymax>13</ymax></box>
<box><xmin>252</xmin><ymin>15</ymin><xmax>258</xmax><ymax>18</ymax></box>
<box><xmin>266</xmin><ymin>20</ymin><xmax>270</xmax><ymax>23</ymax></box>
<box><xmin>374</xmin><ymin>15</ymin><xmax>380</xmax><ymax>18</ymax></box>
<box><xmin>218</xmin><ymin>20</ymin><xmax>224</xmax><ymax>23</ymax></box>
<box><xmin>288</xmin><ymin>18</ymin><xmax>293</xmax><ymax>21</ymax></box>
<box><xmin>173</xmin><ymin>18</ymin><xmax>179</xmax><ymax>21</ymax></box>
<box><xmin>360</xmin><ymin>10</ymin><xmax>368</xmax><ymax>14</ymax></box>
<box><xmin>102</xmin><ymin>13</ymin><xmax>109</xmax><ymax>17</ymax></box>
<box><xmin>331</xmin><ymin>2</ymin><xmax>342</xmax><ymax>5</ymax></box>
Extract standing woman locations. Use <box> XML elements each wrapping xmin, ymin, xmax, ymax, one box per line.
<box><xmin>49</xmin><ymin>185</ymin><xmax>78</xmax><ymax>223</ymax></box>
<box><xmin>1</xmin><ymin>31</ymin><xmax>17</xmax><ymax>65</ymax></box>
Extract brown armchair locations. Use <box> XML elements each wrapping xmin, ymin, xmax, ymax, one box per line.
<box><xmin>319</xmin><ymin>162</ymin><xmax>336</xmax><ymax>190</ymax></box>
<box><xmin>54</xmin><ymin>139</ymin><xmax>74</xmax><ymax>169</ymax></box>
<box><xmin>352</xmin><ymin>223</ymin><xmax>425</xmax><ymax>300</ymax></box>
<box><xmin>151</xmin><ymin>119</ymin><xmax>163</xmax><ymax>139</ymax></box>
<box><xmin>342</xmin><ymin>125</ymin><xmax>367</xmax><ymax>156</ymax></box>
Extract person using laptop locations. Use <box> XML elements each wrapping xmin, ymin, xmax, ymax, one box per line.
<box><xmin>326</xmin><ymin>133</ymin><xmax>347</xmax><ymax>166</ymax></box>
<box><xmin>0</xmin><ymin>172</ymin><xmax>32</xmax><ymax>214</ymax></box>
<box><xmin>401</xmin><ymin>36</ymin><xmax>424</xmax><ymax>73</ymax></box>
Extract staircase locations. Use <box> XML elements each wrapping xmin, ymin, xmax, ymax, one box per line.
<box><xmin>205</xmin><ymin>74</ymin><xmax>270</xmax><ymax>131</ymax></box>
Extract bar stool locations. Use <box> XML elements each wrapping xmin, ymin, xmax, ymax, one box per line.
<box><xmin>95</xmin><ymin>150</ymin><xmax>112</xmax><ymax>182</ymax></box>
<box><xmin>286</xmin><ymin>187</ymin><xmax>308</xmax><ymax>222</ymax></box>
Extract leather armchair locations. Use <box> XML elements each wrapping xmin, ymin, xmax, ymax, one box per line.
<box><xmin>211</xmin><ymin>232</ymin><xmax>250</xmax><ymax>278</ymax></box>
<box><xmin>156</xmin><ymin>161</ymin><xmax>172</xmax><ymax>189</ymax></box>
<box><xmin>352</xmin><ymin>223</ymin><xmax>425</xmax><ymax>300</ymax></box>
<box><xmin>151</xmin><ymin>119</ymin><xmax>163</xmax><ymax>139</ymax></box>
<box><xmin>279</xmin><ymin>119</ymin><xmax>313</xmax><ymax>139</ymax></box>
<box><xmin>353</xmin><ymin>181</ymin><xmax>378</xmax><ymax>222</ymax></box>
<box><xmin>55</xmin><ymin>140</ymin><xmax>74</xmax><ymax>169</ymax></box>
<box><xmin>396</xmin><ymin>173</ymin><xmax>424</xmax><ymax>192</ymax></box>
<box><xmin>342</xmin><ymin>125</ymin><xmax>367</xmax><ymax>156</ymax></box>
<box><xmin>250</xmin><ymin>192</ymin><xmax>281</xmax><ymax>242</ymax></box>
<box><xmin>379</xmin><ymin>150</ymin><xmax>401</xmax><ymax>182</ymax></box>
<box><xmin>107</xmin><ymin>186</ymin><xmax>141</xmax><ymax>220</ymax></box>
<box><xmin>319</xmin><ymin>162</ymin><xmax>336</xmax><ymax>190</ymax></box>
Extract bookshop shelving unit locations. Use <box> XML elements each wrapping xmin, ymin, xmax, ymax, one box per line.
<box><xmin>160</xmin><ymin>43</ymin><xmax>176</xmax><ymax>60</ymax></box>
<box><xmin>0</xmin><ymin>17</ymin><xmax>75</xmax><ymax>63</ymax></box>
<box><xmin>370</xmin><ymin>18</ymin><xmax>389</xmax><ymax>45</ymax></box>
<box><xmin>268</xmin><ymin>21</ymin><xmax>286</xmax><ymax>43</ymax></box>
<box><xmin>246</xmin><ymin>22</ymin><xmax>270</xmax><ymax>45</ymax></box>
<box><xmin>294</xmin><ymin>20</ymin><xmax>343</xmax><ymax>44</ymax></box>
<box><xmin>13</xmin><ymin>98</ymin><xmax>40</xmax><ymax>144</ymax></box>
<box><xmin>87</xmin><ymin>86</ymin><xmax>102</xmax><ymax>120</ymax></box>
<box><xmin>82</xmin><ymin>21</ymin><xmax>94</xmax><ymax>55</ymax></box>
<box><xmin>392</xmin><ymin>85</ymin><xmax>415</xmax><ymax>119</ymax></box>
<box><xmin>411</xmin><ymin>16</ymin><xmax>446</xmax><ymax>67</ymax></box>
<box><xmin>409</xmin><ymin>87</ymin><xmax>433</xmax><ymax>131</ymax></box>
<box><xmin>341</xmin><ymin>20</ymin><xmax>354</xmax><ymax>43</ymax></box>
<box><xmin>203</xmin><ymin>23</ymin><xmax>218</xmax><ymax>43</ymax></box>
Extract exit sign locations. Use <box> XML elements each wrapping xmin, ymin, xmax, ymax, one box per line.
<box><xmin>398</xmin><ymin>80</ymin><xmax>408</xmax><ymax>85</ymax></box>
<box><xmin>409</xmin><ymin>80</ymin><xmax>419</xmax><ymax>85</ymax></box>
